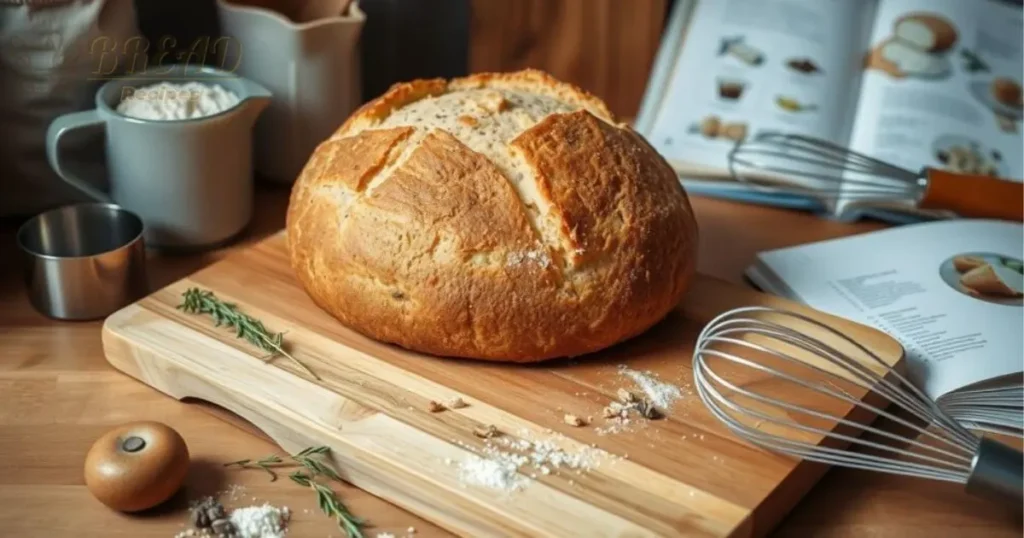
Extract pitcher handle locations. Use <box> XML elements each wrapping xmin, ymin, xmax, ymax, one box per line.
<box><xmin>46</xmin><ymin>110</ymin><xmax>112</xmax><ymax>203</ymax></box>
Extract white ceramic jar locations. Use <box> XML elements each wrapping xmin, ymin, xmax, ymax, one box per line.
<box><xmin>216</xmin><ymin>0</ymin><xmax>366</xmax><ymax>184</ymax></box>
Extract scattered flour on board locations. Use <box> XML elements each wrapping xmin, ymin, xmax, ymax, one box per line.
<box><xmin>452</xmin><ymin>429</ymin><xmax>617</xmax><ymax>492</ymax></box>
<box><xmin>618</xmin><ymin>366</ymin><xmax>683</xmax><ymax>410</ymax></box>
<box><xmin>452</xmin><ymin>370</ymin><xmax>690</xmax><ymax>489</ymax></box>
<box><xmin>457</xmin><ymin>454</ymin><xmax>527</xmax><ymax>491</ymax></box>
<box><xmin>595</xmin><ymin>416</ymin><xmax>643</xmax><ymax>436</ymax></box>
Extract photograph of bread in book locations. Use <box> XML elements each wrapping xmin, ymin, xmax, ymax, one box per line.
<box><xmin>941</xmin><ymin>253</ymin><xmax>1024</xmax><ymax>305</ymax></box>
<box><xmin>865</xmin><ymin>12</ymin><xmax>958</xmax><ymax>79</ymax></box>
<box><xmin>636</xmin><ymin>0</ymin><xmax>1023</xmax><ymax>223</ymax></box>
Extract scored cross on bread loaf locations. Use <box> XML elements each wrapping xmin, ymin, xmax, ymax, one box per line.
<box><xmin>286</xmin><ymin>70</ymin><xmax>698</xmax><ymax>361</ymax></box>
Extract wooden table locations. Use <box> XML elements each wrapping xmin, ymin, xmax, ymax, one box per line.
<box><xmin>0</xmin><ymin>188</ymin><xmax>1020</xmax><ymax>537</ymax></box>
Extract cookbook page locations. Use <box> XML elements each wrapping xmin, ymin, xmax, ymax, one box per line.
<box><xmin>753</xmin><ymin>219</ymin><xmax>1024</xmax><ymax>400</ymax></box>
<box><xmin>844</xmin><ymin>0</ymin><xmax>1024</xmax><ymax>192</ymax></box>
<box><xmin>643</xmin><ymin>0</ymin><xmax>876</xmax><ymax>175</ymax></box>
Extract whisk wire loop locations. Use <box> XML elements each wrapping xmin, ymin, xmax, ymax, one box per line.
<box><xmin>698</xmin><ymin>373</ymin><xmax>970</xmax><ymax>482</ymax></box>
<box><xmin>696</xmin><ymin>345</ymin><xmax>976</xmax><ymax>468</ymax></box>
<box><xmin>702</xmin><ymin>321</ymin><xmax>978</xmax><ymax>451</ymax></box>
<box><xmin>699</xmin><ymin>306</ymin><xmax>979</xmax><ymax>446</ymax></box>
<box><xmin>694</xmin><ymin>306</ymin><xmax>986</xmax><ymax>485</ymax></box>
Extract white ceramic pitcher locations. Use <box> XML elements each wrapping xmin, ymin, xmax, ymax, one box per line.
<box><xmin>216</xmin><ymin>0</ymin><xmax>365</xmax><ymax>184</ymax></box>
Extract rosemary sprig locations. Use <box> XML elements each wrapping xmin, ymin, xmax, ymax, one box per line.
<box><xmin>226</xmin><ymin>446</ymin><xmax>364</xmax><ymax>538</ymax></box>
<box><xmin>177</xmin><ymin>287</ymin><xmax>320</xmax><ymax>380</ymax></box>
<box><xmin>223</xmin><ymin>454</ymin><xmax>284</xmax><ymax>481</ymax></box>
<box><xmin>294</xmin><ymin>446</ymin><xmax>342</xmax><ymax>481</ymax></box>
<box><xmin>291</xmin><ymin>471</ymin><xmax>365</xmax><ymax>538</ymax></box>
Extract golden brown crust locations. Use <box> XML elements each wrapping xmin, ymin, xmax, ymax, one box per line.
<box><xmin>312</xmin><ymin>127</ymin><xmax>414</xmax><ymax>192</ymax></box>
<box><xmin>513</xmin><ymin>110</ymin><xmax>698</xmax><ymax>331</ymax></box>
<box><xmin>336</xmin><ymin>79</ymin><xmax>448</xmax><ymax>136</ymax></box>
<box><xmin>287</xmin><ymin>70</ymin><xmax>698</xmax><ymax>361</ymax></box>
<box><xmin>336</xmin><ymin>69</ymin><xmax>617</xmax><ymax>138</ymax></box>
<box><xmin>450</xmin><ymin>69</ymin><xmax>616</xmax><ymax>123</ymax></box>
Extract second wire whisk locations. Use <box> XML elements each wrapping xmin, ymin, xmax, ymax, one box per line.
<box><xmin>693</xmin><ymin>306</ymin><xmax>1022</xmax><ymax>503</ymax></box>
<box><xmin>728</xmin><ymin>132</ymin><xmax>1023</xmax><ymax>221</ymax></box>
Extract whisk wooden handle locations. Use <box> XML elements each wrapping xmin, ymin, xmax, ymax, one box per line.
<box><xmin>921</xmin><ymin>169</ymin><xmax>1024</xmax><ymax>221</ymax></box>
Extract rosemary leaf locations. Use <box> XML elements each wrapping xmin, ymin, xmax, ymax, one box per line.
<box><xmin>178</xmin><ymin>287</ymin><xmax>321</xmax><ymax>380</ymax></box>
<box><xmin>224</xmin><ymin>454</ymin><xmax>283</xmax><ymax>481</ymax></box>
<box><xmin>316</xmin><ymin>461</ymin><xmax>342</xmax><ymax>481</ymax></box>
<box><xmin>310</xmin><ymin>481</ymin><xmax>364</xmax><ymax>538</ymax></box>
<box><xmin>290</xmin><ymin>470</ymin><xmax>311</xmax><ymax>487</ymax></box>
<box><xmin>229</xmin><ymin>447</ymin><xmax>364</xmax><ymax>538</ymax></box>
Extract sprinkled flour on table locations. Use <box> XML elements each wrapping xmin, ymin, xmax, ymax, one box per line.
<box><xmin>174</xmin><ymin>491</ymin><xmax>292</xmax><ymax>538</ymax></box>
<box><xmin>230</xmin><ymin>504</ymin><xmax>290</xmax><ymax>538</ymax></box>
<box><xmin>224</xmin><ymin>484</ymin><xmax>247</xmax><ymax>502</ymax></box>
<box><xmin>618</xmin><ymin>366</ymin><xmax>683</xmax><ymax>410</ymax></box>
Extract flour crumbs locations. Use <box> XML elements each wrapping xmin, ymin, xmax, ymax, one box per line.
<box><xmin>618</xmin><ymin>366</ymin><xmax>684</xmax><ymax>410</ymax></box>
<box><xmin>230</xmin><ymin>504</ymin><xmax>291</xmax><ymax>538</ymax></box>
<box><xmin>451</xmin><ymin>429</ymin><xmax>620</xmax><ymax>492</ymax></box>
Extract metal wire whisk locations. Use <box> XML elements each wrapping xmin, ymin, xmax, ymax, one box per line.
<box><xmin>727</xmin><ymin>132</ymin><xmax>1023</xmax><ymax>221</ymax></box>
<box><xmin>693</xmin><ymin>306</ymin><xmax>1022</xmax><ymax>503</ymax></box>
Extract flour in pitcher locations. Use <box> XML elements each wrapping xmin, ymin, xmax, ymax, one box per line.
<box><xmin>116</xmin><ymin>81</ymin><xmax>240</xmax><ymax>120</ymax></box>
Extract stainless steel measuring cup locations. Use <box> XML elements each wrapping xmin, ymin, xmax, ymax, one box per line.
<box><xmin>17</xmin><ymin>203</ymin><xmax>147</xmax><ymax>320</ymax></box>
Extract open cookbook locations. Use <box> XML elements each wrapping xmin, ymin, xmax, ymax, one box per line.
<box><xmin>747</xmin><ymin>219</ymin><xmax>1024</xmax><ymax>435</ymax></box>
<box><xmin>635</xmin><ymin>0</ymin><xmax>1024</xmax><ymax>222</ymax></box>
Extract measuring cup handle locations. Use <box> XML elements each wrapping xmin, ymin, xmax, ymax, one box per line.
<box><xmin>46</xmin><ymin>110</ymin><xmax>112</xmax><ymax>203</ymax></box>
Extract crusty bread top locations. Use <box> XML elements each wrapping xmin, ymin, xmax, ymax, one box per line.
<box><xmin>337</xmin><ymin>70</ymin><xmax>616</xmax><ymax>136</ymax></box>
<box><xmin>287</xmin><ymin>69</ymin><xmax>698</xmax><ymax>360</ymax></box>
<box><xmin>326</xmin><ymin>70</ymin><xmax>631</xmax><ymax>270</ymax></box>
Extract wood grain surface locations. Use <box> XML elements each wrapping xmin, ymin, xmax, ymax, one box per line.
<box><xmin>101</xmin><ymin>228</ymin><xmax>905</xmax><ymax>536</ymax></box>
<box><xmin>468</xmin><ymin>0</ymin><xmax>667</xmax><ymax>118</ymax></box>
<box><xmin>0</xmin><ymin>189</ymin><xmax>1020</xmax><ymax>537</ymax></box>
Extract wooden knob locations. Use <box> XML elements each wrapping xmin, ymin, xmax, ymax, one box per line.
<box><xmin>84</xmin><ymin>421</ymin><xmax>190</xmax><ymax>512</ymax></box>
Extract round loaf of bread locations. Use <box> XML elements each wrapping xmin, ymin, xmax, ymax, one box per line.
<box><xmin>286</xmin><ymin>70</ymin><xmax>698</xmax><ymax>362</ymax></box>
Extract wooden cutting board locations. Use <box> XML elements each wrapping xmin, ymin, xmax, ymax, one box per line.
<box><xmin>102</xmin><ymin>231</ymin><xmax>904</xmax><ymax>537</ymax></box>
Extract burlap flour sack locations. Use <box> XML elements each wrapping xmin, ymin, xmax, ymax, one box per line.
<box><xmin>0</xmin><ymin>0</ymin><xmax>138</xmax><ymax>217</ymax></box>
